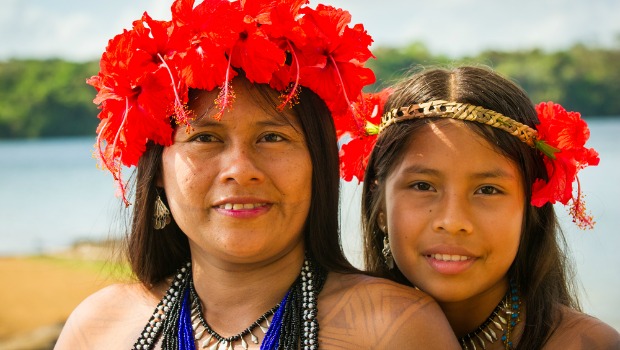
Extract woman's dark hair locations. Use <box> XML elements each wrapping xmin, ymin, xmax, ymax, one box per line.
<box><xmin>362</xmin><ymin>66</ymin><xmax>580</xmax><ymax>349</ymax></box>
<box><xmin>126</xmin><ymin>76</ymin><xmax>356</xmax><ymax>287</ymax></box>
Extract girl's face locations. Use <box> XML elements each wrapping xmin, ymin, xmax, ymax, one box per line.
<box><xmin>383</xmin><ymin>120</ymin><xmax>524</xmax><ymax>305</ymax></box>
<box><xmin>160</xmin><ymin>80</ymin><xmax>312</xmax><ymax>266</ymax></box>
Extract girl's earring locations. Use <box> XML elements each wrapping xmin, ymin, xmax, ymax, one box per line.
<box><xmin>382</xmin><ymin>235</ymin><xmax>395</xmax><ymax>269</ymax></box>
<box><xmin>153</xmin><ymin>190</ymin><xmax>171</xmax><ymax>230</ymax></box>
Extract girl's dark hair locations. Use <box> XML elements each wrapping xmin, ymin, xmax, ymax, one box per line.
<box><xmin>362</xmin><ymin>66</ymin><xmax>580</xmax><ymax>349</ymax></box>
<box><xmin>127</xmin><ymin>77</ymin><xmax>356</xmax><ymax>287</ymax></box>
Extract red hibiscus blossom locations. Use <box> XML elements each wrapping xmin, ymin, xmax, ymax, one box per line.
<box><xmin>531</xmin><ymin>102</ymin><xmax>600</xmax><ymax>229</ymax></box>
<box><xmin>296</xmin><ymin>5</ymin><xmax>375</xmax><ymax>119</ymax></box>
<box><xmin>339</xmin><ymin>90</ymin><xmax>390</xmax><ymax>182</ymax></box>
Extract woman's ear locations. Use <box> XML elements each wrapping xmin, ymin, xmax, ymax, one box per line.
<box><xmin>155</xmin><ymin>156</ymin><xmax>164</xmax><ymax>187</ymax></box>
<box><xmin>378</xmin><ymin>212</ymin><xmax>387</xmax><ymax>233</ymax></box>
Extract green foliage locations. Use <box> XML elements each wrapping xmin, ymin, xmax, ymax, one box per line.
<box><xmin>469</xmin><ymin>45</ymin><xmax>620</xmax><ymax>116</ymax></box>
<box><xmin>366</xmin><ymin>42</ymin><xmax>452</xmax><ymax>89</ymax></box>
<box><xmin>0</xmin><ymin>59</ymin><xmax>99</xmax><ymax>138</ymax></box>
<box><xmin>367</xmin><ymin>43</ymin><xmax>620</xmax><ymax>117</ymax></box>
<box><xmin>0</xmin><ymin>43</ymin><xmax>618</xmax><ymax>138</ymax></box>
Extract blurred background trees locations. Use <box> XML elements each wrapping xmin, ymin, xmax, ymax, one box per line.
<box><xmin>1</xmin><ymin>43</ymin><xmax>618</xmax><ymax>139</ymax></box>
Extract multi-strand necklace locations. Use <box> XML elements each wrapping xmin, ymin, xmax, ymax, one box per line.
<box><xmin>459</xmin><ymin>282</ymin><xmax>521</xmax><ymax>350</ymax></box>
<box><xmin>189</xmin><ymin>281</ymin><xmax>279</xmax><ymax>349</ymax></box>
<box><xmin>132</xmin><ymin>256</ymin><xmax>326</xmax><ymax>350</ymax></box>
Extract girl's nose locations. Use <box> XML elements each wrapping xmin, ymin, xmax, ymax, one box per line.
<box><xmin>431</xmin><ymin>193</ymin><xmax>474</xmax><ymax>235</ymax></box>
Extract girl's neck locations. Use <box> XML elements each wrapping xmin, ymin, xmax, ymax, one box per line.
<box><xmin>189</xmin><ymin>243</ymin><xmax>305</xmax><ymax>337</ymax></box>
<box><xmin>439</xmin><ymin>279</ymin><xmax>510</xmax><ymax>338</ymax></box>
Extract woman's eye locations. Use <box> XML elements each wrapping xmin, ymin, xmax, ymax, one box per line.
<box><xmin>260</xmin><ymin>133</ymin><xmax>284</xmax><ymax>142</ymax></box>
<box><xmin>411</xmin><ymin>182</ymin><xmax>434</xmax><ymax>191</ymax></box>
<box><xmin>194</xmin><ymin>134</ymin><xmax>219</xmax><ymax>143</ymax></box>
<box><xmin>476</xmin><ymin>186</ymin><xmax>500</xmax><ymax>195</ymax></box>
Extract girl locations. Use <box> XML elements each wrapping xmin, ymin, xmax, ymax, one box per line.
<box><xmin>351</xmin><ymin>66</ymin><xmax>620</xmax><ymax>349</ymax></box>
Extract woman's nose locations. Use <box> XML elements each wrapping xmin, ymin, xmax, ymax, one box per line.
<box><xmin>217</xmin><ymin>143</ymin><xmax>265</xmax><ymax>185</ymax></box>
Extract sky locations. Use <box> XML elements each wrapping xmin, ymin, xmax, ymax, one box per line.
<box><xmin>1</xmin><ymin>0</ymin><xmax>619</xmax><ymax>61</ymax></box>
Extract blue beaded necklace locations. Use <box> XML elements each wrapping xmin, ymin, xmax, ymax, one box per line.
<box><xmin>132</xmin><ymin>257</ymin><xmax>325</xmax><ymax>350</ymax></box>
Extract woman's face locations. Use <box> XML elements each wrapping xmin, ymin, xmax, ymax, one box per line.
<box><xmin>160</xmin><ymin>79</ymin><xmax>312</xmax><ymax>265</ymax></box>
<box><xmin>382</xmin><ymin>120</ymin><xmax>524</xmax><ymax>305</ymax></box>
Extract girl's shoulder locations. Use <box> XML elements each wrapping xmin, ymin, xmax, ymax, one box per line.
<box><xmin>54</xmin><ymin>281</ymin><xmax>168</xmax><ymax>350</ymax></box>
<box><xmin>545</xmin><ymin>304</ymin><xmax>620</xmax><ymax>349</ymax></box>
<box><xmin>317</xmin><ymin>272</ymin><xmax>460</xmax><ymax>349</ymax></box>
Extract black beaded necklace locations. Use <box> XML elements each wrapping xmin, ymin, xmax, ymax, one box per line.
<box><xmin>189</xmin><ymin>280</ymin><xmax>280</xmax><ymax>349</ymax></box>
<box><xmin>132</xmin><ymin>256</ymin><xmax>327</xmax><ymax>350</ymax></box>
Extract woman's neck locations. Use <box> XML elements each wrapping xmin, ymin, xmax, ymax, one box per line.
<box><xmin>189</xmin><ymin>243</ymin><xmax>306</xmax><ymax>337</ymax></box>
<box><xmin>439</xmin><ymin>279</ymin><xmax>509</xmax><ymax>338</ymax></box>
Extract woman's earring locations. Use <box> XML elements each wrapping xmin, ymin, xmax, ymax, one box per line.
<box><xmin>153</xmin><ymin>190</ymin><xmax>171</xmax><ymax>230</ymax></box>
<box><xmin>382</xmin><ymin>235</ymin><xmax>394</xmax><ymax>269</ymax></box>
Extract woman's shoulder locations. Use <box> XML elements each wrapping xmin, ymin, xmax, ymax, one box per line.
<box><xmin>545</xmin><ymin>304</ymin><xmax>620</xmax><ymax>349</ymax></box>
<box><xmin>54</xmin><ymin>281</ymin><xmax>167</xmax><ymax>350</ymax></box>
<box><xmin>317</xmin><ymin>272</ymin><xmax>459</xmax><ymax>349</ymax></box>
<box><xmin>323</xmin><ymin>271</ymin><xmax>435</xmax><ymax>305</ymax></box>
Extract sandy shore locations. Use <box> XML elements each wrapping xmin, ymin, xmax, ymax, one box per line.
<box><xmin>0</xmin><ymin>241</ymin><xmax>129</xmax><ymax>350</ymax></box>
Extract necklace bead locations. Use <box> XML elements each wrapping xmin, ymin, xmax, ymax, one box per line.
<box><xmin>132</xmin><ymin>257</ymin><xmax>326</xmax><ymax>350</ymax></box>
<box><xmin>458</xmin><ymin>281</ymin><xmax>521</xmax><ymax>350</ymax></box>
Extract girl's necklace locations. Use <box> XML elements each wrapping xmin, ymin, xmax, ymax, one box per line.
<box><xmin>459</xmin><ymin>282</ymin><xmax>521</xmax><ymax>350</ymax></box>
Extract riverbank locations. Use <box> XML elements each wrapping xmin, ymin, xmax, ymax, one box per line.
<box><xmin>0</xmin><ymin>241</ymin><xmax>130</xmax><ymax>350</ymax></box>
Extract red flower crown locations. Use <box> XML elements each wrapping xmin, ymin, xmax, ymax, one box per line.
<box><xmin>89</xmin><ymin>0</ymin><xmax>377</xmax><ymax>206</ymax></box>
<box><xmin>339</xmin><ymin>94</ymin><xmax>600</xmax><ymax>229</ymax></box>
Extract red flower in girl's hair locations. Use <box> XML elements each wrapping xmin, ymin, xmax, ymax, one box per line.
<box><xmin>531</xmin><ymin>102</ymin><xmax>600</xmax><ymax>229</ymax></box>
<box><xmin>339</xmin><ymin>90</ymin><xmax>390</xmax><ymax>182</ymax></box>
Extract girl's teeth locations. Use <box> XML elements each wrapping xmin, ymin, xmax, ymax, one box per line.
<box><xmin>432</xmin><ymin>254</ymin><xmax>470</xmax><ymax>261</ymax></box>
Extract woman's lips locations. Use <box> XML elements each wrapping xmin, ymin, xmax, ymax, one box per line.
<box><xmin>213</xmin><ymin>200</ymin><xmax>272</xmax><ymax>218</ymax></box>
<box><xmin>215</xmin><ymin>202</ymin><xmax>268</xmax><ymax>210</ymax></box>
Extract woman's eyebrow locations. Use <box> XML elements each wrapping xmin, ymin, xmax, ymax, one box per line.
<box><xmin>189</xmin><ymin>115</ymin><xmax>296</xmax><ymax>129</ymax></box>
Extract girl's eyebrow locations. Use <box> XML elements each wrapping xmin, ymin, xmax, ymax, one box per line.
<box><xmin>470</xmin><ymin>169</ymin><xmax>517</xmax><ymax>180</ymax></box>
<box><xmin>400</xmin><ymin>165</ymin><xmax>440</xmax><ymax>176</ymax></box>
<box><xmin>400</xmin><ymin>164</ymin><xmax>516</xmax><ymax>180</ymax></box>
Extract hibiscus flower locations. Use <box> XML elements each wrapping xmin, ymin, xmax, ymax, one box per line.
<box><xmin>531</xmin><ymin>102</ymin><xmax>600</xmax><ymax>229</ymax></box>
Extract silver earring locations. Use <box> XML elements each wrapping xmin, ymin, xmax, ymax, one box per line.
<box><xmin>382</xmin><ymin>235</ymin><xmax>394</xmax><ymax>269</ymax></box>
<box><xmin>153</xmin><ymin>192</ymin><xmax>171</xmax><ymax>230</ymax></box>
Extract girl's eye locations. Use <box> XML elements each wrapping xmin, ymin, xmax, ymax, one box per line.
<box><xmin>476</xmin><ymin>186</ymin><xmax>500</xmax><ymax>195</ymax></box>
<box><xmin>260</xmin><ymin>133</ymin><xmax>284</xmax><ymax>142</ymax></box>
<box><xmin>411</xmin><ymin>182</ymin><xmax>434</xmax><ymax>191</ymax></box>
<box><xmin>194</xmin><ymin>134</ymin><xmax>219</xmax><ymax>143</ymax></box>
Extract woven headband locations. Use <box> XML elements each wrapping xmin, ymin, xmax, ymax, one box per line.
<box><xmin>380</xmin><ymin>100</ymin><xmax>538</xmax><ymax>147</ymax></box>
<box><xmin>339</xmin><ymin>97</ymin><xmax>600</xmax><ymax>229</ymax></box>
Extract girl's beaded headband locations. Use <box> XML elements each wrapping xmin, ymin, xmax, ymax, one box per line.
<box><xmin>381</xmin><ymin>100</ymin><xmax>538</xmax><ymax>147</ymax></box>
<box><xmin>340</xmin><ymin>97</ymin><xmax>600</xmax><ymax>229</ymax></box>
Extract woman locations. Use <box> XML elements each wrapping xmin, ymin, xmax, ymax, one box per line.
<box><xmin>347</xmin><ymin>66</ymin><xmax>620</xmax><ymax>349</ymax></box>
<box><xmin>55</xmin><ymin>1</ymin><xmax>459</xmax><ymax>349</ymax></box>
